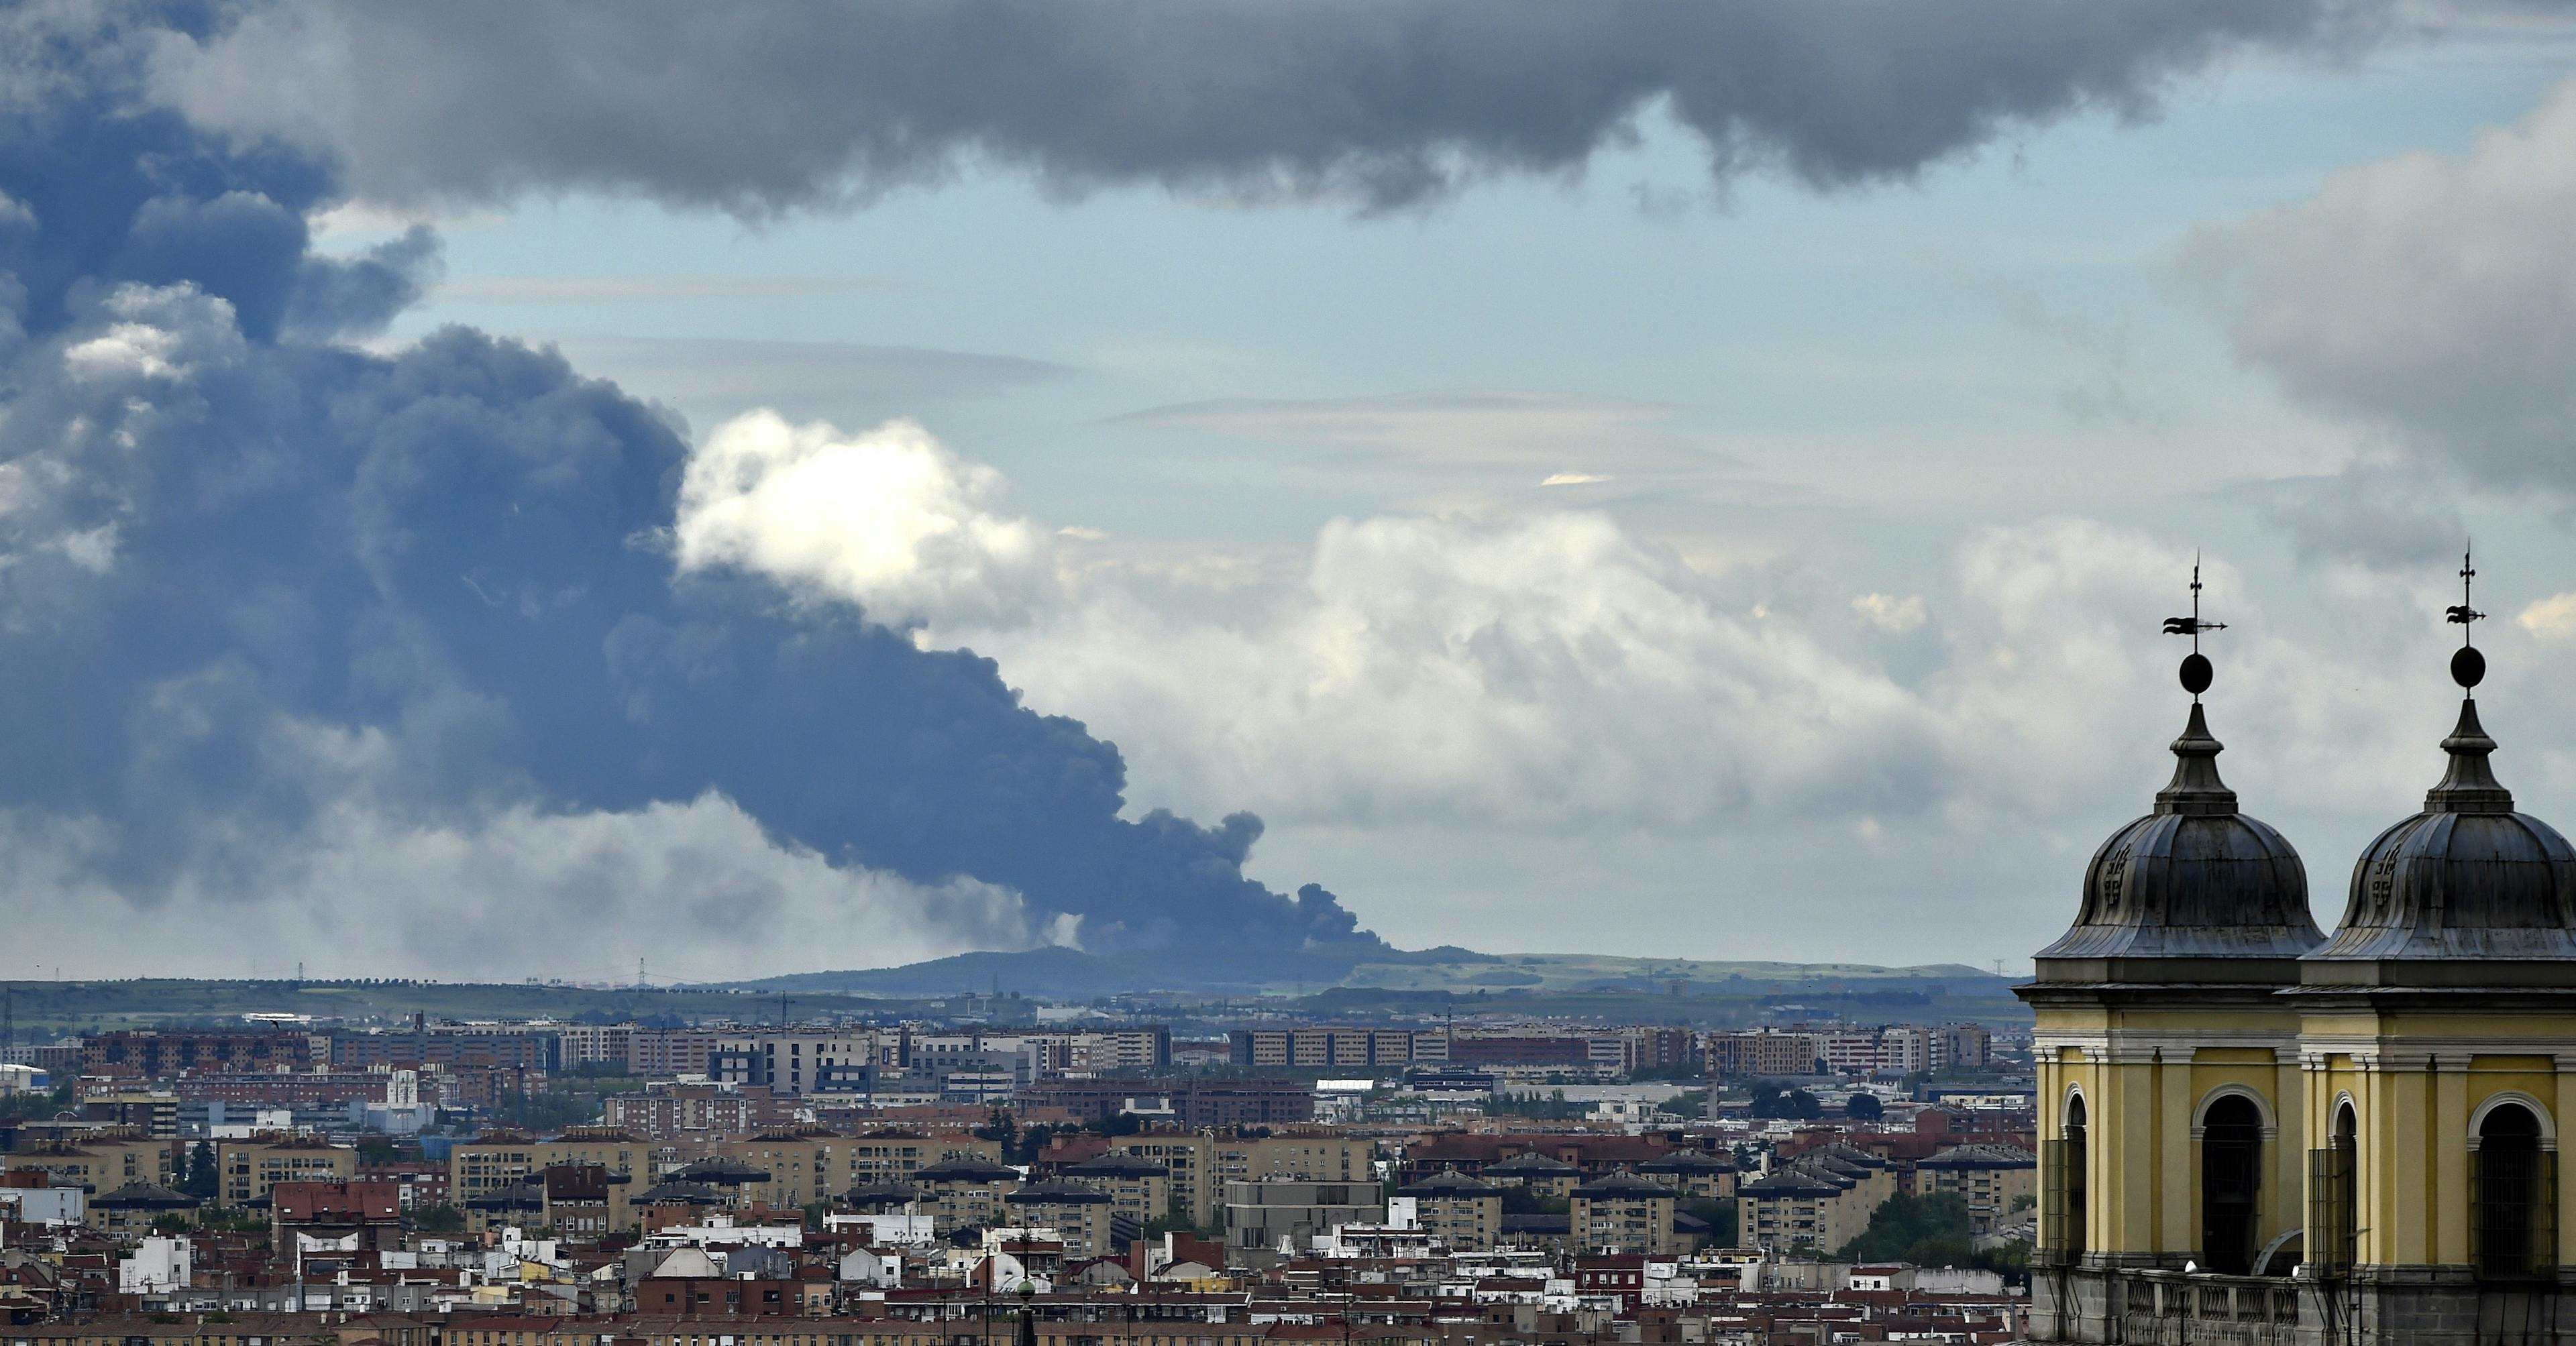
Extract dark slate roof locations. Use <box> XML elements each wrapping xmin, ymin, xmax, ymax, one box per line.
<box><xmin>1006</xmin><ymin>1178</ymin><xmax>1114</xmax><ymax>1205</ymax></box>
<box><xmin>2032</xmin><ymin>701</ymin><xmax>2321</xmax><ymax>982</ymax></box>
<box><xmin>1484</xmin><ymin>1152</ymin><xmax>1578</xmax><ymax>1174</ymax></box>
<box><xmin>1570</xmin><ymin>1171</ymin><xmax>1676</xmax><ymax>1199</ymax></box>
<box><xmin>466</xmin><ymin>1182</ymin><xmax>545</xmax><ymax>1210</ymax></box>
<box><xmin>673</xmin><ymin>1158</ymin><xmax>772</xmax><ymax>1184</ymax></box>
<box><xmin>843</xmin><ymin>1182</ymin><xmax>922</xmax><ymax>1206</ymax></box>
<box><xmin>1739</xmin><ymin>1171</ymin><xmax>1841</xmax><ymax>1197</ymax></box>
<box><xmin>1397</xmin><ymin>1169</ymin><xmax>1501</xmax><ymax>1198</ymax></box>
<box><xmin>1065</xmin><ymin>1154</ymin><xmax>1170</xmax><ymax>1178</ymax></box>
<box><xmin>2304</xmin><ymin>697</ymin><xmax>2576</xmax><ymax>983</ymax></box>
<box><xmin>635</xmin><ymin>1181</ymin><xmax>728</xmax><ymax>1205</ymax></box>
<box><xmin>914</xmin><ymin>1157</ymin><xmax>1020</xmax><ymax>1184</ymax></box>
<box><xmin>92</xmin><ymin>1182</ymin><xmax>197</xmax><ymax>1209</ymax></box>
<box><xmin>1919</xmin><ymin>1143</ymin><xmax>2037</xmax><ymax>1170</ymax></box>
<box><xmin>1638</xmin><ymin>1152</ymin><xmax>1737</xmax><ymax>1174</ymax></box>
<box><xmin>1500</xmin><ymin>1213</ymin><xmax>1570</xmax><ymax>1236</ymax></box>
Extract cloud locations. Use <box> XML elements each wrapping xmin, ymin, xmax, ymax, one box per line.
<box><xmin>2261</xmin><ymin>466</ymin><xmax>2466</xmax><ymax>571</ymax></box>
<box><xmin>439</xmin><ymin>274</ymin><xmax>895</xmax><ymax>304</ymax></box>
<box><xmin>676</xmin><ymin>411</ymin><xmax>1055</xmax><ymax>629</ymax></box>
<box><xmin>968</xmin><ymin>510</ymin><xmax>1950</xmax><ymax>832</ymax></box>
<box><xmin>938</xmin><ymin>505</ymin><xmax>2477</xmax><ymax>863</ymax></box>
<box><xmin>143</xmin><ymin>2</ymin><xmax>2379</xmax><ymax>215</ymax></box>
<box><xmin>2519</xmin><ymin>593</ymin><xmax>2576</xmax><ymax>642</ymax></box>
<box><xmin>2190</xmin><ymin>78</ymin><xmax>2576</xmax><ymax>494</ymax></box>
<box><xmin>545</xmin><ymin>335</ymin><xmax>1073</xmax><ymax>412</ymax></box>
<box><xmin>1540</xmin><ymin>473</ymin><xmax>1613</xmax><ymax>487</ymax></box>
<box><xmin>1851</xmin><ymin>592</ymin><xmax>1927</xmax><ymax>632</ymax></box>
<box><xmin>1116</xmin><ymin>390</ymin><xmax>1715</xmax><ymax>475</ymax></box>
<box><xmin>0</xmin><ymin>790</ymin><xmax>1039</xmax><ymax>980</ymax></box>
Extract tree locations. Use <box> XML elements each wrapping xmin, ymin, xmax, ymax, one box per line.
<box><xmin>1835</xmin><ymin>1191</ymin><xmax>2019</xmax><ymax>1274</ymax></box>
<box><xmin>1845</xmin><ymin>1094</ymin><xmax>1884</xmax><ymax>1121</ymax></box>
<box><xmin>1681</xmin><ymin>1197</ymin><xmax>1737</xmax><ymax>1248</ymax></box>
<box><xmin>414</xmin><ymin>1204</ymin><xmax>466</xmax><ymax>1233</ymax></box>
<box><xmin>1751</xmin><ymin>1086</ymin><xmax>1821</xmax><ymax>1121</ymax></box>
<box><xmin>182</xmin><ymin>1140</ymin><xmax>219</xmax><ymax>1201</ymax></box>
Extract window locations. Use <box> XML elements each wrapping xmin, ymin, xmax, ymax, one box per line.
<box><xmin>2043</xmin><ymin>1095</ymin><xmax>2087</xmax><ymax>1264</ymax></box>
<box><xmin>2475</xmin><ymin>1102</ymin><xmax>2554</xmax><ymax>1280</ymax></box>
<box><xmin>2308</xmin><ymin>1103</ymin><xmax>2357</xmax><ymax>1272</ymax></box>
<box><xmin>2201</xmin><ymin>1095</ymin><xmax>2263</xmax><ymax>1276</ymax></box>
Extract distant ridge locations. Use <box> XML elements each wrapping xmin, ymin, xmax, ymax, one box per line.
<box><xmin>720</xmin><ymin>945</ymin><xmax>2010</xmax><ymax>999</ymax></box>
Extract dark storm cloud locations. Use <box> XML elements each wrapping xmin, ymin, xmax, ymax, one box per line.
<box><xmin>0</xmin><ymin>34</ymin><xmax>1374</xmax><ymax>958</ymax></box>
<box><xmin>148</xmin><ymin>1</ymin><xmax>2381</xmax><ymax>215</ymax></box>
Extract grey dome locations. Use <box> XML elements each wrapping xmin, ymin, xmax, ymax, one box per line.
<box><xmin>2033</xmin><ymin>702</ymin><xmax>2321</xmax><ymax>982</ymax></box>
<box><xmin>2305</xmin><ymin>698</ymin><xmax>2576</xmax><ymax>981</ymax></box>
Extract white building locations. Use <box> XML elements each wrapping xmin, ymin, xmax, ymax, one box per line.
<box><xmin>120</xmin><ymin>1237</ymin><xmax>193</xmax><ymax>1294</ymax></box>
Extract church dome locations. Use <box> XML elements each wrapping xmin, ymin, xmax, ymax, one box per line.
<box><xmin>2033</xmin><ymin>698</ymin><xmax>2322</xmax><ymax>980</ymax></box>
<box><xmin>2306</xmin><ymin>695</ymin><xmax>2576</xmax><ymax>970</ymax></box>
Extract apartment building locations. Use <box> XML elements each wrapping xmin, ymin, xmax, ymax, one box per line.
<box><xmin>555</xmin><ymin>1025</ymin><xmax>635</xmax><ymax>1070</ymax></box>
<box><xmin>1110</xmin><ymin>1129</ymin><xmax>1375</xmax><ymax>1227</ymax></box>
<box><xmin>1636</xmin><ymin>1149</ymin><xmax>1738</xmax><ymax>1200</ymax></box>
<box><xmin>1069</xmin><ymin>1028</ymin><xmax>1171</xmax><ymax>1072</ymax></box>
<box><xmin>1703</xmin><ymin>1031</ymin><xmax>1821</xmax><ymax>1078</ymax></box>
<box><xmin>714</xmin><ymin>1031</ymin><xmax>882</xmax><ymax>1096</ymax></box>
<box><xmin>446</xmin><ymin>1128</ymin><xmax>655</xmax><ymax>1205</ymax></box>
<box><xmin>1739</xmin><ymin>1170</ymin><xmax>1848</xmax><ymax>1253</ymax></box>
<box><xmin>604</xmin><ymin>1083</ymin><xmax>791</xmax><ymax>1139</ymax></box>
<box><xmin>1222</xmin><ymin>1178</ymin><xmax>1381</xmax><ymax>1251</ymax></box>
<box><xmin>3</xmin><ymin>1133</ymin><xmax>177</xmax><ymax>1195</ymax></box>
<box><xmin>1226</xmin><ymin>1027</ymin><xmax>1418</xmax><ymax>1069</ymax></box>
<box><xmin>1397</xmin><ymin>1170</ymin><xmax>1502</xmax><ymax>1250</ymax></box>
<box><xmin>77</xmin><ymin>1093</ymin><xmax>180</xmax><ymax>1138</ymax></box>
<box><xmin>910</xmin><ymin>1156</ymin><xmax>1020</xmax><ymax>1231</ymax></box>
<box><xmin>1002</xmin><ymin>1180</ymin><xmax>1115</xmax><ymax>1258</ymax></box>
<box><xmin>1059</xmin><ymin>1153</ymin><xmax>1170</xmax><ymax>1230</ymax></box>
<box><xmin>1739</xmin><ymin>1145</ymin><xmax>1897</xmax><ymax>1254</ymax></box>
<box><xmin>1570</xmin><ymin>1172</ymin><xmax>1682</xmax><ymax>1255</ymax></box>
<box><xmin>1915</xmin><ymin>1143</ymin><xmax>2035</xmax><ymax>1233</ymax></box>
<box><xmin>83</xmin><ymin>1030</ymin><xmax>310</xmax><ymax>1078</ymax></box>
<box><xmin>217</xmin><ymin>1135</ymin><xmax>355</xmax><ymax>1208</ymax></box>
<box><xmin>631</xmin><ymin>1030</ymin><xmax>724</xmax><ymax>1076</ymax></box>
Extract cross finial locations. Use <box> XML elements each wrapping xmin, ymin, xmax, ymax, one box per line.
<box><xmin>2448</xmin><ymin>541</ymin><xmax>2489</xmax><ymax>691</ymax></box>
<box><xmin>2163</xmin><ymin>554</ymin><xmax>2226</xmax><ymax>699</ymax></box>
<box><xmin>2447</xmin><ymin>542</ymin><xmax>2485</xmax><ymax>645</ymax></box>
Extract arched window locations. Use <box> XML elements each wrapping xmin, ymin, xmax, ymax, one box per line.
<box><xmin>2045</xmin><ymin>1093</ymin><xmax>2088</xmax><ymax>1263</ymax></box>
<box><xmin>2201</xmin><ymin>1094</ymin><xmax>2263</xmax><ymax>1275</ymax></box>
<box><xmin>2308</xmin><ymin>1102</ymin><xmax>2357</xmax><ymax>1271</ymax></box>
<box><xmin>2474</xmin><ymin>1102</ymin><xmax>2554</xmax><ymax>1280</ymax></box>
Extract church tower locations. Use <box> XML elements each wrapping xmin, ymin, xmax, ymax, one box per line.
<box><xmin>2025</xmin><ymin>552</ymin><xmax>2576</xmax><ymax>1345</ymax></box>
<box><xmin>2289</xmin><ymin>554</ymin><xmax>2576</xmax><ymax>1343</ymax></box>
<box><xmin>2019</xmin><ymin>567</ymin><xmax>2324</xmax><ymax>1341</ymax></box>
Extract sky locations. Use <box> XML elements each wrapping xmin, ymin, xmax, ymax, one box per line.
<box><xmin>9</xmin><ymin>2</ymin><xmax>2576</xmax><ymax>980</ymax></box>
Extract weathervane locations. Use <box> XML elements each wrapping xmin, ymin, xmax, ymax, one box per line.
<box><xmin>2449</xmin><ymin>543</ymin><xmax>2487</xmax><ymax>691</ymax></box>
<box><xmin>2163</xmin><ymin>555</ymin><xmax>2226</xmax><ymax>699</ymax></box>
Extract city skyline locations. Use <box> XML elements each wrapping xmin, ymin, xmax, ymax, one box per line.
<box><xmin>8</xmin><ymin>5</ymin><xmax>2576</xmax><ymax>979</ymax></box>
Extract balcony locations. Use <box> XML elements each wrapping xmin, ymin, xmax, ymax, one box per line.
<box><xmin>2047</xmin><ymin>1268</ymin><xmax>2305</xmax><ymax>1346</ymax></box>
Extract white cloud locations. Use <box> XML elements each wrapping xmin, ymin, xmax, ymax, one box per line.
<box><xmin>675</xmin><ymin>411</ymin><xmax>1055</xmax><ymax>628</ymax></box>
<box><xmin>1540</xmin><ymin>472</ymin><xmax>1611</xmax><ymax>487</ymax></box>
<box><xmin>0</xmin><ymin>791</ymin><xmax>1038</xmax><ymax>982</ymax></box>
<box><xmin>60</xmin><ymin>282</ymin><xmax>246</xmax><ymax>384</ymax></box>
<box><xmin>2189</xmin><ymin>78</ymin><xmax>2576</xmax><ymax>492</ymax></box>
<box><xmin>2520</xmin><ymin>593</ymin><xmax>2576</xmax><ymax>641</ymax></box>
<box><xmin>1851</xmin><ymin>592</ymin><xmax>1927</xmax><ymax>632</ymax></box>
<box><xmin>1114</xmin><ymin>390</ymin><xmax>1719</xmax><ymax>477</ymax></box>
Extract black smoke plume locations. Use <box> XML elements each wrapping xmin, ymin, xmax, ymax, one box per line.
<box><xmin>0</xmin><ymin>14</ymin><xmax>1377</xmax><ymax>962</ymax></box>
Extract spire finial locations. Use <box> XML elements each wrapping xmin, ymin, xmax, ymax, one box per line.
<box><xmin>2161</xmin><ymin>554</ymin><xmax>2227</xmax><ymax>700</ymax></box>
<box><xmin>2447</xmin><ymin>541</ymin><xmax>2487</xmax><ymax>690</ymax></box>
